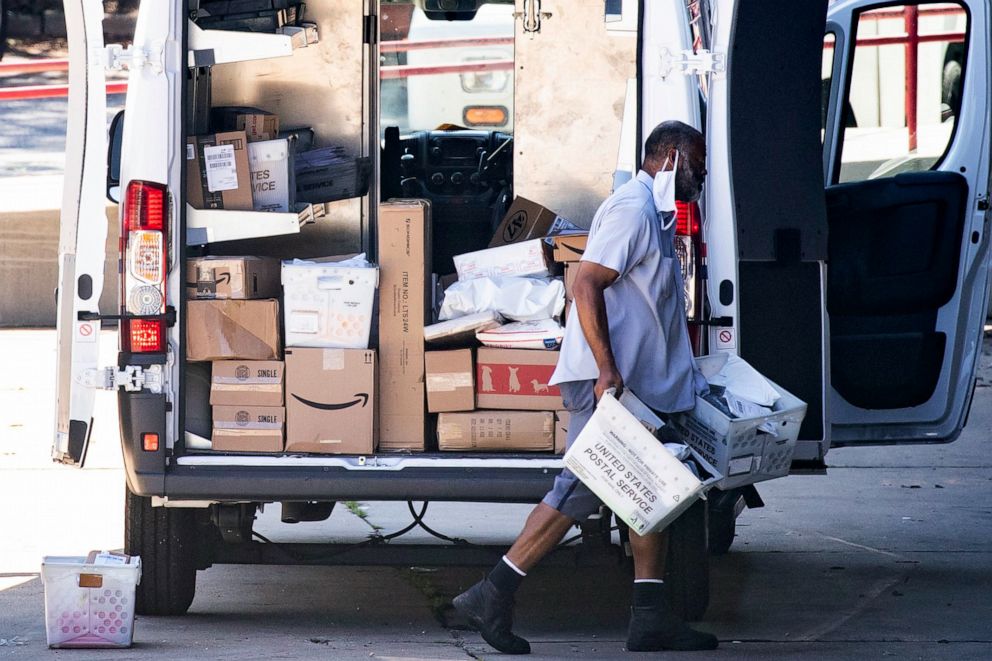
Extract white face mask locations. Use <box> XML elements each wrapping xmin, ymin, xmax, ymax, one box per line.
<box><xmin>652</xmin><ymin>150</ymin><xmax>679</xmax><ymax>230</ymax></box>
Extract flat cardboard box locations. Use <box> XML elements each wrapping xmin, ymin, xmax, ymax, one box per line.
<box><xmin>285</xmin><ymin>348</ymin><xmax>377</xmax><ymax>454</ymax></box>
<box><xmin>563</xmin><ymin>263</ymin><xmax>578</xmax><ymax>302</ymax></box>
<box><xmin>476</xmin><ymin>347</ymin><xmax>563</xmax><ymax>410</ymax></box>
<box><xmin>454</xmin><ymin>239</ymin><xmax>551</xmax><ymax>281</ymax></box>
<box><xmin>378</xmin><ymin>200</ymin><xmax>432</xmax><ymax>450</ymax></box>
<box><xmin>212</xmin><ymin>405</ymin><xmax>285</xmax><ymax>453</ymax></box>
<box><xmin>555</xmin><ymin>410</ymin><xmax>570</xmax><ymax>454</ymax></box>
<box><xmin>186</xmin><ymin>131</ymin><xmax>254</xmax><ymax>211</ymax></box>
<box><xmin>553</xmin><ymin>234</ymin><xmax>589</xmax><ymax>263</ymax></box>
<box><xmin>426</xmin><ymin>350</ymin><xmax>475</xmax><ymax>413</ymax></box>
<box><xmin>187</xmin><ymin>299</ymin><xmax>281</xmax><ymax>362</ymax></box>
<box><xmin>248</xmin><ymin>138</ymin><xmax>293</xmax><ymax>212</ymax></box>
<box><xmin>489</xmin><ymin>196</ymin><xmax>565</xmax><ymax>248</ymax></box>
<box><xmin>437</xmin><ymin>411</ymin><xmax>555</xmax><ymax>451</ymax></box>
<box><xmin>210</xmin><ymin>360</ymin><xmax>284</xmax><ymax>407</ymax></box>
<box><xmin>186</xmin><ymin>256</ymin><xmax>281</xmax><ymax>300</ymax></box>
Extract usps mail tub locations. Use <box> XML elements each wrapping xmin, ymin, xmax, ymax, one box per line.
<box><xmin>41</xmin><ymin>555</ymin><xmax>142</xmax><ymax>648</ymax></box>
<box><xmin>282</xmin><ymin>258</ymin><xmax>379</xmax><ymax>349</ymax></box>
<box><xmin>669</xmin><ymin>355</ymin><xmax>807</xmax><ymax>490</ymax></box>
<box><xmin>564</xmin><ymin>392</ymin><xmax>720</xmax><ymax>536</ymax></box>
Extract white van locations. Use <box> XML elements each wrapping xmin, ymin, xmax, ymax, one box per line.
<box><xmin>55</xmin><ymin>0</ymin><xmax>990</xmax><ymax>619</ymax></box>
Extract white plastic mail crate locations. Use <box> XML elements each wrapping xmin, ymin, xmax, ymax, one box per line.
<box><xmin>282</xmin><ymin>259</ymin><xmax>379</xmax><ymax>349</ymax></box>
<box><xmin>670</xmin><ymin>367</ymin><xmax>807</xmax><ymax>491</ymax></box>
<box><xmin>41</xmin><ymin>556</ymin><xmax>142</xmax><ymax>649</ymax></box>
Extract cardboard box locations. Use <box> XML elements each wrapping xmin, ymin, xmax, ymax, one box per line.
<box><xmin>437</xmin><ymin>411</ymin><xmax>555</xmax><ymax>451</ymax></box>
<box><xmin>476</xmin><ymin>347</ymin><xmax>563</xmax><ymax>410</ymax></box>
<box><xmin>285</xmin><ymin>348</ymin><xmax>377</xmax><ymax>454</ymax></box>
<box><xmin>564</xmin><ymin>392</ymin><xmax>720</xmax><ymax>535</ymax></box>
<box><xmin>210</xmin><ymin>360</ymin><xmax>284</xmax><ymax>407</ymax></box>
<box><xmin>563</xmin><ymin>263</ymin><xmax>578</xmax><ymax>302</ymax></box>
<box><xmin>426</xmin><ymin>350</ymin><xmax>475</xmax><ymax>413</ymax></box>
<box><xmin>489</xmin><ymin>196</ymin><xmax>565</xmax><ymax>248</ymax></box>
<box><xmin>425</xmin><ymin>310</ymin><xmax>502</xmax><ymax>348</ymax></box>
<box><xmin>248</xmin><ymin>138</ymin><xmax>293</xmax><ymax>212</ymax></box>
<box><xmin>555</xmin><ymin>410</ymin><xmax>570</xmax><ymax>454</ymax></box>
<box><xmin>553</xmin><ymin>234</ymin><xmax>589</xmax><ymax>263</ymax></box>
<box><xmin>210</xmin><ymin>106</ymin><xmax>280</xmax><ymax>142</ymax></box>
<box><xmin>187</xmin><ymin>299</ymin><xmax>281</xmax><ymax>362</ymax></box>
<box><xmin>282</xmin><ymin>256</ymin><xmax>379</xmax><ymax>349</ymax></box>
<box><xmin>186</xmin><ymin>131</ymin><xmax>254</xmax><ymax>211</ymax></box>
<box><xmin>186</xmin><ymin>256</ymin><xmax>281</xmax><ymax>300</ymax></box>
<box><xmin>454</xmin><ymin>239</ymin><xmax>551</xmax><ymax>281</ymax></box>
<box><xmin>378</xmin><ymin>200</ymin><xmax>432</xmax><ymax>450</ymax></box>
<box><xmin>212</xmin><ymin>405</ymin><xmax>285</xmax><ymax>452</ymax></box>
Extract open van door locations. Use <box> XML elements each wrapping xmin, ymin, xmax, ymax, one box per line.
<box><xmin>822</xmin><ymin>0</ymin><xmax>990</xmax><ymax>446</ymax></box>
<box><xmin>53</xmin><ymin>0</ymin><xmax>109</xmax><ymax>466</ymax></box>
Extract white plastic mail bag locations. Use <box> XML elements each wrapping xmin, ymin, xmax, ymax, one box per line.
<box><xmin>439</xmin><ymin>276</ymin><xmax>565</xmax><ymax>322</ymax></box>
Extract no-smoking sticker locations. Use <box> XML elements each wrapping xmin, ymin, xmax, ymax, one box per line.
<box><xmin>76</xmin><ymin>321</ymin><xmax>97</xmax><ymax>343</ymax></box>
<box><xmin>716</xmin><ymin>328</ymin><xmax>736</xmax><ymax>350</ymax></box>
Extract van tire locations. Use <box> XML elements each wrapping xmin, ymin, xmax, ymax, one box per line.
<box><xmin>665</xmin><ymin>499</ymin><xmax>709</xmax><ymax>622</ymax></box>
<box><xmin>124</xmin><ymin>488</ymin><xmax>197</xmax><ymax>616</ymax></box>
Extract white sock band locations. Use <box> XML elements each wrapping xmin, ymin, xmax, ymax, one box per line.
<box><xmin>634</xmin><ymin>579</ymin><xmax>665</xmax><ymax>584</ymax></box>
<box><xmin>502</xmin><ymin>555</ymin><xmax>527</xmax><ymax>577</ymax></box>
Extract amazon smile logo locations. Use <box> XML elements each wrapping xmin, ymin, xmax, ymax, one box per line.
<box><xmin>292</xmin><ymin>393</ymin><xmax>370</xmax><ymax>411</ymax></box>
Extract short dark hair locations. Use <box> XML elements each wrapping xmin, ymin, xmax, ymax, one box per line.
<box><xmin>643</xmin><ymin>120</ymin><xmax>703</xmax><ymax>161</ymax></box>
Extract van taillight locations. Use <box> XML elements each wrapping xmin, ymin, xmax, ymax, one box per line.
<box><xmin>675</xmin><ymin>201</ymin><xmax>705</xmax><ymax>354</ymax></box>
<box><xmin>121</xmin><ymin>181</ymin><xmax>168</xmax><ymax>354</ymax></box>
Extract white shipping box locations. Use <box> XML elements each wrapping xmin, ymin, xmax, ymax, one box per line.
<box><xmin>248</xmin><ymin>139</ymin><xmax>293</xmax><ymax>213</ymax></box>
<box><xmin>453</xmin><ymin>239</ymin><xmax>550</xmax><ymax>281</ymax></box>
<box><xmin>282</xmin><ymin>258</ymin><xmax>379</xmax><ymax>349</ymax></box>
<box><xmin>564</xmin><ymin>392</ymin><xmax>720</xmax><ymax>536</ymax></box>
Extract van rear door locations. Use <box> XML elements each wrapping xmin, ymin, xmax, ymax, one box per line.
<box><xmin>53</xmin><ymin>0</ymin><xmax>109</xmax><ymax>466</ymax></box>
<box><xmin>822</xmin><ymin>0</ymin><xmax>990</xmax><ymax>446</ymax></box>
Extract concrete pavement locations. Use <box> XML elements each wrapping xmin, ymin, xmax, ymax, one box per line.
<box><xmin>0</xmin><ymin>329</ymin><xmax>990</xmax><ymax>659</ymax></box>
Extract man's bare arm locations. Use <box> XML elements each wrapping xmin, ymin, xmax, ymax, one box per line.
<box><xmin>572</xmin><ymin>261</ymin><xmax>623</xmax><ymax>401</ymax></box>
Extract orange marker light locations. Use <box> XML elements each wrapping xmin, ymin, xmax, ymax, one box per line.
<box><xmin>463</xmin><ymin>106</ymin><xmax>508</xmax><ymax>127</ymax></box>
<box><xmin>142</xmin><ymin>433</ymin><xmax>159</xmax><ymax>452</ymax></box>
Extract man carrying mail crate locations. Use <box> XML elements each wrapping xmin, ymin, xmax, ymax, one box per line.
<box><xmin>453</xmin><ymin>121</ymin><xmax>718</xmax><ymax>654</ymax></box>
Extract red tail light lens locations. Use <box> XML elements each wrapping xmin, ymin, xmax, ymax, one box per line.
<box><xmin>124</xmin><ymin>319</ymin><xmax>166</xmax><ymax>353</ymax></box>
<box><xmin>675</xmin><ymin>201</ymin><xmax>701</xmax><ymax>237</ymax></box>
<box><xmin>121</xmin><ymin>181</ymin><xmax>169</xmax><ymax>354</ymax></box>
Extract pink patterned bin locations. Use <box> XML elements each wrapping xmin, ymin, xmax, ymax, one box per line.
<box><xmin>41</xmin><ymin>555</ymin><xmax>142</xmax><ymax>648</ymax></box>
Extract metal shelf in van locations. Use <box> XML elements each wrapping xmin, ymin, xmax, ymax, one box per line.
<box><xmin>187</xmin><ymin>20</ymin><xmax>318</xmax><ymax>68</ymax></box>
<box><xmin>185</xmin><ymin>202</ymin><xmax>326</xmax><ymax>245</ymax></box>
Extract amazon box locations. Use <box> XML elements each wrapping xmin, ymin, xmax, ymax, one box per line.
<box><xmin>186</xmin><ymin>131</ymin><xmax>253</xmax><ymax>211</ymax></box>
<box><xmin>553</xmin><ymin>234</ymin><xmax>589</xmax><ymax>263</ymax></box>
<box><xmin>476</xmin><ymin>347</ymin><xmax>563</xmax><ymax>410</ymax></box>
<box><xmin>426</xmin><ymin>350</ymin><xmax>474</xmax><ymax>413</ymax></box>
<box><xmin>187</xmin><ymin>299</ymin><xmax>281</xmax><ymax>362</ymax></box>
<box><xmin>212</xmin><ymin>405</ymin><xmax>285</xmax><ymax>453</ymax></box>
<box><xmin>186</xmin><ymin>256</ymin><xmax>281</xmax><ymax>300</ymax></box>
<box><xmin>437</xmin><ymin>411</ymin><xmax>555</xmax><ymax>451</ymax></box>
<box><xmin>489</xmin><ymin>197</ymin><xmax>565</xmax><ymax>248</ymax></box>
<box><xmin>285</xmin><ymin>348</ymin><xmax>376</xmax><ymax>454</ymax></box>
<box><xmin>210</xmin><ymin>360</ymin><xmax>284</xmax><ymax>407</ymax></box>
<box><xmin>378</xmin><ymin>200</ymin><xmax>432</xmax><ymax>450</ymax></box>
<box><xmin>555</xmin><ymin>410</ymin><xmax>570</xmax><ymax>454</ymax></box>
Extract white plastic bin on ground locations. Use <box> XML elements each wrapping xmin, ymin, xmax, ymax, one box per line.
<box><xmin>41</xmin><ymin>555</ymin><xmax>142</xmax><ymax>649</ymax></box>
<box><xmin>669</xmin><ymin>355</ymin><xmax>808</xmax><ymax>490</ymax></box>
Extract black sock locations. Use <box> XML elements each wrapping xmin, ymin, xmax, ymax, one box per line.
<box><xmin>632</xmin><ymin>581</ymin><xmax>665</xmax><ymax>608</ymax></box>
<box><xmin>488</xmin><ymin>557</ymin><xmax>525</xmax><ymax>595</ymax></box>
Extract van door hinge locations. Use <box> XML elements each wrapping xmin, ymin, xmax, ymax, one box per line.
<box><xmin>515</xmin><ymin>0</ymin><xmax>552</xmax><ymax>34</ymax></box>
<box><xmin>96</xmin><ymin>42</ymin><xmax>166</xmax><ymax>74</ymax></box>
<box><xmin>658</xmin><ymin>48</ymin><xmax>725</xmax><ymax>80</ymax></box>
<box><xmin>79</xmin><ymin>365</ymin><xmax>164</xmax><ymax>394</ymax></box>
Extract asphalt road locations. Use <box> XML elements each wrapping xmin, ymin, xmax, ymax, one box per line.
<box><xmin>0</xmin><ymin>329</ymin><xmax>990</xmax><ymax>659</ymax></box>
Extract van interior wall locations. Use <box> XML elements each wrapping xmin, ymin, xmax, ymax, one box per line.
<box><xmin>207</xmin><ymin>1</ymin><xmax>368</xmax><ymax>259</ymax></box>
<box><xmin>512</xmin><ymin>0</ymin><xmax>637</xmax><ymax>227</ymax></box>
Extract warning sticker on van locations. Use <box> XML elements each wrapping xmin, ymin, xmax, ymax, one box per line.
<box><xmin>204</xmin><ymin>144</ymin><xmax>238</xmax><ymax>193</ymax></box>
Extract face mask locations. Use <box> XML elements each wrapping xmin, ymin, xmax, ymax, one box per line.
<box><xmin>652</xmin><ymin>150</ymin><xmax>679</xmax><ymax>230</ymax></box>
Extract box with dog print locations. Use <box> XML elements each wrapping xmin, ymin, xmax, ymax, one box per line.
<box><xmin>475</xmin><ymin>348</ymin><xmax>562</xmax><ymax>411</ymax></box>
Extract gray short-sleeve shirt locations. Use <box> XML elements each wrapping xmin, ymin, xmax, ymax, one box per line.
<box><xmin>549</xmin><ymin>170</ymin><xmax>707</xmax><ymax>413</ymax></box>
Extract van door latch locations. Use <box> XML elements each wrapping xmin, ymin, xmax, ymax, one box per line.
<box><xmin>96</xmin><ymin>42</ymin><xmax>166</xmax><ymax>74</ymax></box>
<box><xmin>515</xmin><ymin>0</ymin><xmax>551</xmax><ymax>34</ymax></box>
<box><xmin>79</xmin><ymin>365</ymin><xmax>164</xmax><ymax>394</ymax></box>
<box><xmin>658</xmin><ymin>48</ymin><xmax>726</xmax><ymax>79</ymax></box>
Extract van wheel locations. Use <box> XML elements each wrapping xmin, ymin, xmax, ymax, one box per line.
<box><xmin>124</xmin><ymin>488</ymin><xmax>197</xmax><ymax>616</ymax></box>
<box><xmin>665</xmin><ymin>499</ymin><xmax>709</xmax><ymax>622</ymax></box>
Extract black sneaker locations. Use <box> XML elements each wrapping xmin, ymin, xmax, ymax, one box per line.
<box><xmin>452</xmin><ymin>578</ymin><xmax>531</xmax><ymax>655</ymax></box>
<box><xmin>626</xmin><ymin>602</ymin><xmax>719</xmax><ymax>652</ymax></box>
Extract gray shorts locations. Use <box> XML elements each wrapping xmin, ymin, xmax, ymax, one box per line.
<box><xmin>541</xmin><ymin>380</ymin><xmax>604</xmax><ymax>521</ymax></box>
